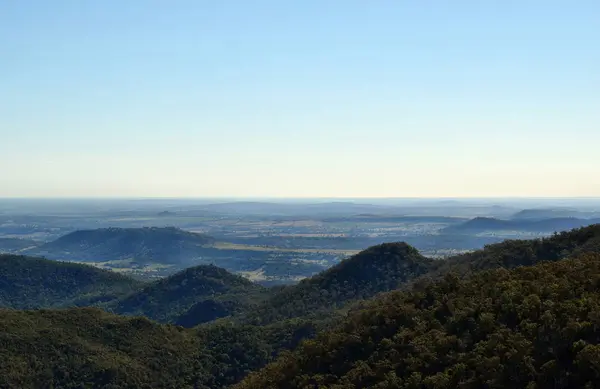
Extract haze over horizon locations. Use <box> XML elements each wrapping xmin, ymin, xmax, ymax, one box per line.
<box><xmin>2</xmin><ymin>1</ymin><xmax>599</xmax><ymax>198</ymax></box>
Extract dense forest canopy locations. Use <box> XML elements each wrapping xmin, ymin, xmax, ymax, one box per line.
<box><xmin>237</xmin><ymin>253</ymin><xmax>600</xmax><ymax>389</ymax></box>
<box><xmin>0</xmin><ymin>254</ymin><xmax>141</xmax><ymax>309</ymax></box>
<box><xmin>109</xmin><ymin>264</ymin><xmax>267</xmax><ymax>324</ymax></box>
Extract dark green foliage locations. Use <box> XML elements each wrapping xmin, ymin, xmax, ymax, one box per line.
<box><xmin>237</xmin><ymin>253</ymin><xmax>600</xmax><ymax>389</ymax></box>
<box><xmin>241</xmin><ymin>242</ymin><xmax>434</xmax><ymax>325</ymax></box>
<box><xmin>110</xmin><ymin>264</ymin><xmax>267</xmax><ymax>324</ymax></box>
<box><xmin>0</xmin><ymin>307</ymin><xmax>323</xmax><ymax>389</ymax></box>
<box><xmin>0</xmin><ymin>254</ymin><xmax>141</xmax><ymax>309</ymax></box>
<box><xmin>3</xmin><ymin>224</ymin><xmax>600</xmax><ymax>388</ymax></box>
<box><xmin>175</xmin><ymin>299</ymin><xmax>241</xmax><ymax>327</ymax></box>
<box><xmin>430</xmin><ymin>224</ymin><xmax>600</xmax><ymax>278</ymax></box>
<box><xmin>0</xmin><ymin>308</ymin><xmax>208</xmax><ymax>389</ymax></box>
<box><xmin>33</xmin><ymin>226</ymin><xmax>216</xmax><ymax>264</ymax></box>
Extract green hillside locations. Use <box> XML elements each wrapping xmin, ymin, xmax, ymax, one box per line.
<box><xmin>430</xmin><ymin>224</ymin><xmax>600</xmax><ymax>278</ymax></box>
<box><xmin>237</xmin><ymin>253</ymin><xmax>600</xmax><ymax>389</ymax></box>
<box><xmin>0</xmin><ymin>308</ymin><xmax>207</xmax><ymax>388</ymax></box>
<box><xmin>241</xmin><ymin>242</ymin><xmax>434</xmax><ymax>325</ymax></box>
<box><xmin>110</xmin><ymin>264</ymin><xmax>267</xmax><ymax>324</ymax></box>
<box><xmin>0</xmin><ymin>254</ymin><xmax>141</xmax><ymax>309</ymax></box>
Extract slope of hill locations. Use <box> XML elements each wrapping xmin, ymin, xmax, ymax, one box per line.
<box><xmin>241</xmin><ymin>242</ymin><xmax>434</xmax><ymax>325</ymax></box>
<box><xmin>30</xmin><ymin>226</ymin><xmax>215</xmax><ymax>264</ymax></box>
<box><xmin>0</xmin><ymin>254</ymin><xmax>141</xmax><ymax>309</ymax></box>
<box><xmin>431</xmin><ymin>224</ymin><xmax>600</xmax><ymax>278</ymax></box>
<box><xmin>236</xmin><ymin>253</ymin><xmax>600</xmax><ymax>389</ymax></box>
<box><xmin>0</xmin><ymin>237</ymin><xmax>39</xmax><ymax>253</ymax></box>
<box><xmin>110</xmin><ymin>264</ymin><xmax>267</xmax><ymax>324</ymax></box>
<box><xmin>0</xmin><ymin>308</ymin><xmax>207</xmax><ymax>389</ymax></box>
<box><xmin>445</xmin><ymin>216</ymin><xmax>600</xmax><ymax>233</ymax></box>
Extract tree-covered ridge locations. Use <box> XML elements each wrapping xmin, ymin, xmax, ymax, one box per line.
<box><xmin>32</xmin><ymin>226</ymin><xmax>216</xmax><ymax>264</ymax></box>
<box><xmin>110</xmin><ymin>264</ymin><xmax>267</xmax><ymax>324</ymax></box>
<box><xmin>430</xmin><ymin>224</ymin><xmax>600</xmax><ymax>278</ymax></box>
<box><xmin>0</xmin><ymin>254</ymin><xmax>141</xmax><ymax>309</ymax></box>
<box><xmin>241</xmin><ymin>242</ymin><xmax>433</xmax><ymax>325</ymax></box>
<box><xmin>237</xmin><ymin>253</ymin><xmax>600</xmax><ymax>389</ymax></box>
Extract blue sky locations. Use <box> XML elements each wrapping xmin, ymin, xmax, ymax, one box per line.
<box><xmin>1</xmin><ymin>1</ymin><xmax>599</xmax><ymax>197</ymax></box>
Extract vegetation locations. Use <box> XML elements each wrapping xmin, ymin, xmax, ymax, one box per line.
<box><xmin>237</xmin><ymin>253</ymin><xmax>600</xmax><ymax>389</ymax></box>
<box><xmin>31</xmin><ymin>227</ymin><xmax>216</xmax><ymax>265</ymax></box>
<box><xmin>2</xmin><ymin>225</ymin><xmax>600</xmax><ymax>388</ymax></box>
<box><xmin>109</xmin><ymin>264</ymin><xmax>267</xmax><ymax>324</ymax></box>
<box><xmin>0</xmin><ymin>308</ymin><xmax>207</xmax><ymax>388</ymax></box>
<box><xmin>445</xmin><ymin>216</ymin><xmax>600</xmax><ymax>233</ymax></box>
<box><xmin>0</xmin><ymin>254</ymin><xmax>141</xmax><ymax>309</ymax></box>
<box><xmin>430</xmin><ymin>224</ymin><xmax>600</xmax><ymax>278</ymax></box>
<box><xmin>239</xmin><ymin>242</ymin><xmax>433</xmax><ymax>325</ymax></box>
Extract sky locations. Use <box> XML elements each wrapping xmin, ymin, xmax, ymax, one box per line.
<box><xmin>1</xmin><ymin>1</ymin><xmax>599</xmax><ymax>198</ymax></box>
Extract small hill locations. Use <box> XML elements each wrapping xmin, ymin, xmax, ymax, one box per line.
<box><xmin>110</xmin><ymin>264</ymin><xmax>266</xmax><ymax>324</ymax></box>
<box><xmin>236</xmin><ymin>253</ymin><xmax>600</xmax><ymax>389</ymax></box>
<box><xmin>0</xmin><ymin>254</ymin><xmax>141</xmax><ymax>309</ymax></box>
<box><xmin>445</xmin><ymin>216</ymin><xmax>600</xmax><ymax>233</ymax></box>
<box><xmin>242</xmin><ymin>242</ymin><xmax>434</xmax><ymax>325</ymax></box>
<box><xmin>31</xmin><ymin>227</ymin><xmax>216</xmax><ymax>265</ymax></box>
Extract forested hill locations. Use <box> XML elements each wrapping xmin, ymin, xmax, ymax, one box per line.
<box><xmin>0</xmin><ymin>254</ymin><xmax>141</xmax><ymax>309</ymax></box>
<box><xmin>109</xmin><ymin>264</ymin><xmax>267</xmax><ymax>324</ymax></box>
<box><xmin>30</xmin><ymin>226</ymin><xmax>216</xmax><ymax>264</ymax></box>
<box><xmin>0</xmin><ymin>308</ymin><xmax>206</xmax><ymax>388</ymax></box>
<box><xmin>430</xmin><ymin>224</ymin><xmax>600</xmax><ymax>278</ymax></box>
<box><xmin>236</xmin><ymin>253</ymin><xmax>600</xmax><ymax>389</ymax></box>
<box><xmin>241</xmin><ymin>242</ymin><xmax>434</xmax><ymax>325</ymax></box>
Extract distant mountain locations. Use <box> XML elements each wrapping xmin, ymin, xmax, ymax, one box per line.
<box><xmin>236</xmin><ymin>253</ymin><xmax>600</xmax><ymax>389</ymax></box>
<box><xmin>29</xmin><ymin>227</ymin><xmax>216</xmax><ymax>264</ymax></box>
<box><xmin>110</xmin><ymin>264</ymin><xmax>266</xmax><ymax>324</ymax></box>
<box><xmin>511</xmin><ymin>208</ymin><xmax>600</xmax><ymax>220</ymax></box>
<box><xmin>444</xmin><ymin>216</ymin><xmax>600</xmax><ymax>233</ymax></box>
<box><xmin>242</xmin><ymin>242</ymin><xmax>434</xmax><ymax>325</ymax></box>
<box><xmin>0</xmin><ymin>254</ymin><xmax>141</xmax><ymax>309</ymax></box>
<box><xmin>0</xmin><ymin>237</ymin><xmax>39</xmax><ymax>253</ymax></box>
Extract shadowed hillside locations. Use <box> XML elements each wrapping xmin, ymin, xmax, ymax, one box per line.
<box><xmin>0</xmin><ymin>254</ymin><xmax>141</xmax><ymax>309</ymax></box>
<box><xmin>110</xmin><ymin>264</ymin><xmax>267</xmax><ymax>324</ymax></box>
<box><xmin>241</xmin><ymin>242</ymin><xmax>434</xmax><ymax>325</ymax></box>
